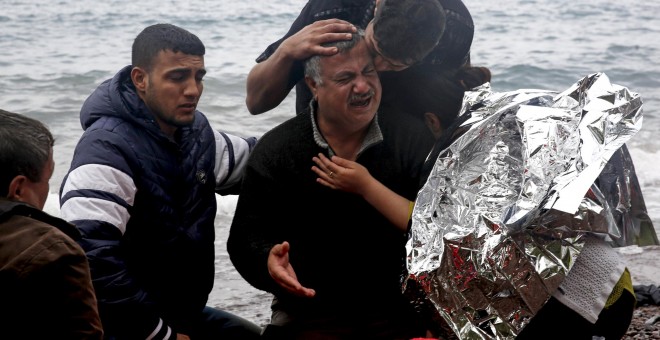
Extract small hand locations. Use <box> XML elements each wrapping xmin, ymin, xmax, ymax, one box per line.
<box><xmin>279</xmin><ymin>19</ymin><xmax>356</xmax><ymax>61</ymax></box>
<box><xmin>268</xmin><ymin>241</ymin><xmax>316</xmax><ymax>298</ymax></box>
<box><xmin>311</xmin><ymin>153</ymin><xmax>371</xmax><ymax>195</ymax></box>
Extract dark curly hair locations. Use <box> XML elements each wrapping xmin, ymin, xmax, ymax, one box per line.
<box><xmin>132</xmin><ymin>23</ymin><xmax>205</xmax><ymax>71</ymax></box>
<box><xmin>373</xmin><ymin>0</ymin><xmax>446</xmax><ymax>66</ymax></box>
<box><xmin>381</xmin><ymin>63</ymin><xmax>491</xmax><ymax>129</ymax></box>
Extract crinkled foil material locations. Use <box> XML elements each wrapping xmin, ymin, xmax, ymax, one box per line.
<box><xmin>406</xmin><ymin>73</ymin><xmax>647</xmax><ymax>339</ymax></box>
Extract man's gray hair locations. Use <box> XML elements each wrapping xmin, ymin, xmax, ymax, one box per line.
<box><xmin>304</xmin><ymin>29</ymin><xmax>365</xmax><ymax>84</ymax></box>
<box><xmin>0</xmin><ymin>109</ymin><xmax>54</xmax><ymax>197</ymax></box>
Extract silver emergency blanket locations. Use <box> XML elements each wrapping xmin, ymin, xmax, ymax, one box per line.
<box><xmin>406</xmin><ymin>73</ymin><xmax>645</xmax><ymax>339</ymax></box>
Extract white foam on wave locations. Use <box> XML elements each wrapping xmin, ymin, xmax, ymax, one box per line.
<box><xmin>44</xmin><ymin>192</ymin><xmax>61</xmax><ymax>217</ymax></box>
<box><xmin>628</xmin><ymin>147</ymin><xmax>660</xmax><ymax>188</ymax></box>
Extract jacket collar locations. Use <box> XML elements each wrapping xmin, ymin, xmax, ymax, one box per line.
<box><xmin>0</xmin><ymin>198</ymin><xmax>82</xmax><ymax>241</ymax></box>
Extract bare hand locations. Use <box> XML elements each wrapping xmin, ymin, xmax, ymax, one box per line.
<box><xmin>176</xmin><ymin>334</ymin><xmax>190</xmax><ymax>340</ymax></box>
<box><xmin>312</xmin><ymin>153</ymin><xmax>372</xmax><ymax>195</ymax></box>
<box><xmin>268</xmin><ymin>241</ymin><xmax>316</xmax><ymax>298</ymax></box>
<box><xmin>279</xmin><ymin>19</ymin><xmax>356</xmax><ymax>61</ymax></box>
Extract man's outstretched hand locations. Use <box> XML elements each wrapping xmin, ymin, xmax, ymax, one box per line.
<box><xmin>268</xmin><ymin>241</ymin><xmax>316</xmax><ymax>298</ymax></box>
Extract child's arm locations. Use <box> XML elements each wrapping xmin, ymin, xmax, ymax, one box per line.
<box><xmin>312</xmin><ymin>153</ymin><xmax>413</xmax><ymax>232</ymax></box>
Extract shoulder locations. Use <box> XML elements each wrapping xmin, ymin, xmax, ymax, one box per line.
<box><xmin>255</xmin><ymin>113</ymin><xmax>309</xmax><ymax>150</ymax></box>
<box><xmin>438</xmin><ymin>0</ymin><xmax>472</xmax><ymax>16</ymax></box>
<box><xmin>0</xmin><ymin>215</ymin><xmax>85</xmax><ymax>274</ymax></box>
<box><xmin>71</xmin><ymin>118</ymin><xmax>141</xmax><ymax>173</ymax></box>
<box><xmin>308</xmin><ymin>0</ymin><xmax>375</xmax><ymax>26</ymax></box>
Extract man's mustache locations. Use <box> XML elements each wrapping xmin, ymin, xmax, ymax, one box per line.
<box><xmin>349</xmin><ymin>89</ymin><xmax>376</xmax><ymax>102</ymax></box>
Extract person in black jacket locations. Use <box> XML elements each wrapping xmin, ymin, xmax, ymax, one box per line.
<box><xmin>0</xmin><ymin>109</ymin><xmax>103</xmax><ymax>339</ymax></box>
<box><xmin>58</xmin><ymin>24</ymin><xmax>261</xmax><ymax>339</ymax></box>
<box><xmin>228</xmin><ymin>30</ymin><xmax>435</xmax><ymax>340</ymax></box>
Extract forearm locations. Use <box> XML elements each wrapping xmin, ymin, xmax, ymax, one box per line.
<box><xmin>245</xmin><ymin>50</ymin><xmax>298</xmax><ymax>115</ymax></box>
<box><xmin>361</xmin><ymin>178</ymin><xmax>412</xmax><ymax>232</ymax></box>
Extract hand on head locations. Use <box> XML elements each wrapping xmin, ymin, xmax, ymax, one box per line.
<box><xmin>279</xmin><ymin>19</ymin><xmax>356</xmax><ymax>61</ymax></box>
<box><xmin>268</xmin><ymin>241</ymin><xmax>316</xmax><ymax>298</ymax></box>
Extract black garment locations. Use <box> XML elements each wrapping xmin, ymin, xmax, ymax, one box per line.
<box><xmin>517</xmin><ymin>290</ymin><xmax>635</xmax><ymax>340</ymax></box>
<box><xmin>634</xmin><ymin>284</ymin><xmax>660</xmax><ymax>306</ymax></box>
<box><xmin>595</xmin><ymin>146</ymin><xmax>659</xmax><ymax>247</ymax></box>
<box><xmin>256</xmin><ymin>0</ymin><xmax>474</xmax><ymax>114</ymax></box>
<box><xmin>228</xmin><ymin>108</ymin><xmax>434</xmax><ymax>337</ymax></box>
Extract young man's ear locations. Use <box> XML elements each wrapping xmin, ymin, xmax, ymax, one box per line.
<box><xmin>131</xmin><ymin>67</ymin><xmax>148</xmax><ymax>93</ymax></box>
<box><xmin>6</xmin><ymin>175</ymin><xmax>27</xmax><ymax>202</ymax></box>
<box><xmin>424</xmin><ymin>112</ymin><xmax>443</xmax><ymax>138</ymax></box>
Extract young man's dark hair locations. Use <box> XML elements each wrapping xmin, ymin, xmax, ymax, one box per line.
<box><xmin>131</xmin><ymin>23</ymin><xmax>205</xmax><ymax>70</ymax></box>
<box><xmin>394</xmin><ymin>64</ymin><xmax>491</xmax><ymax>131</ymax></box>
<box><xmin>0</xmin><ymin>109</ymin><xmax>54</xmax><ymax>196</ymax></box>
<box><xmin>373</xmin><ymin>0</ymin><xmax>446</xmax><ymax>66</ymax></box>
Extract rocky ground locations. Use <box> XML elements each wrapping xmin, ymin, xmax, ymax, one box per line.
<box><xmin>625</xmin><ymin>305</ymin><xmax>659</xmax><ymax>339</ymax></box>
<box><xmin>618</xmin><ymin>246</ymin><xmax>660</xmax><ymax>339</ymax></box>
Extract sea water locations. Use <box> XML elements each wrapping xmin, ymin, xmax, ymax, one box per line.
<box><xmin>2</xmin><ymin>0</ymin><xmax>659</xmax><ymax>327</ymax></box>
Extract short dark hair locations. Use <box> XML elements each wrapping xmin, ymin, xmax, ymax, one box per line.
<box><xmin>304</xmin><ymin>30</ymin><xmax>365</xmax><ymax>84</ymax></box>
<box><xmin>132</xmin><ymin>23</ymin><xmax>205</xmax><ymax>71</ymax></box>
<box><xmin>0</xmin><ymin>109</ymin><xmax>54</xmax><ymax>197</ymax></box>
<box><xmin>373</xmin><ymin>0</ymin><xmax>445</xmax><ymax>66</ymax></box>
<box><xmin>381</xmin><ymin>64</ymin><xmax>491</xmax><ymax>127</ymax></box>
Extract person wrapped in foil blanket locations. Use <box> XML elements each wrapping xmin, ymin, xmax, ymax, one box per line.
<box><xmin>406</xmin><ymin>72</ymin><xmax>658</xmax><ymax>339</ymax></box>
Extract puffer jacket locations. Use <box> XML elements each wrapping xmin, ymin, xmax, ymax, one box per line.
<box><xmin>59</xmin><ymin>65</ymin><xmax>255</xmax><ymax>339</ymax></box>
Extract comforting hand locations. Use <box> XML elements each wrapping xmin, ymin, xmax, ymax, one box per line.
<box><xmin>268</xmin><ymin>241</ymin><xmax>316</xmax><ymax>298</ymax></box>
<box><xmin>312</xmin><ymin>153</ymin><xmax>373</xmax><ymax>196</ymax></box>
<box><xmin>278</xmin><ymin>19</ymin><xmax>356</xmax><ymax>61</ymax></box>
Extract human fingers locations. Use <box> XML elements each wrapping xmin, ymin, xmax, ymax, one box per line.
<box><xmin>311</xmin><ymin>165</ymin><xmax>338</xmax><ymax>189</ymax></box>
<box><xmin>270</xmin><ymin>241</ymin><xmax>288</xmax><ymax>257</ymax></box>
<box><xmin>313</xmin><ymin>154</ymin><xmax>339</xmax><ymax>178</ymax></box>
<box><xmin>312</xmin><ymin>156</ymin><xmax>329</xmax><ymax>172</ymax></box>
<box><xmin>316</xmin><ymin>153</ymin><xmax>346</xmax><ymax>180</ymax></box>
<box><xmin>312</xmin><ymin>19</ymin><xmax>357</xmax><ymax>35</ymax></box>
<box><xmin>313</xmin><ymin>18</ymin><xmax>355</xmax><ymax>27</ymax></box>
<box><xmin>274</xmin><ymin>266</ymin><xmax>316</xmax><ymax>298</ymax></box>
<box><xmin>276</xmin><ymin>272</ymin><xmax>315</xmax><ymax>297</ymax></box>
<box><xmin>311</xmin><ymin>164</ymin><xmax>328</xmax><ymax>178</ymax></box>
<box><xmin>301</xmin><ymin>21</ymin><xmax>356</xmax><ymax>56</ymax></box>
<box><xmin>268</xmin><ymin>257</ymin><xmax>316</xmax><ymax>297</ymax></box>
<box><xmin>329</xmin><ymin>155</ymin><xmax>354</xmax><ymax>169</ymax></box>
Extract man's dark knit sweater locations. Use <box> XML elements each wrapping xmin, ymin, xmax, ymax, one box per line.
<box><xmin>228</xmin><ymin>107</ymin><xmax>433</xmax><ymax>320</ymax></box>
